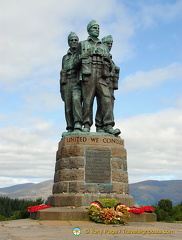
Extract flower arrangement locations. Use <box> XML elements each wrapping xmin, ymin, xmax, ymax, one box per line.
<box><xmin>27</xmin><ymin>205</ymin><xmax>51</xmax><ymax>212</ymax></box>
<box><xmin>88</xmin><ymin>198</ymin><xmax>130</xmax><ymax>224</ymax></box>
<box><xmin>128</xmin><ymin>206</ymin><xmax>154</xmax><ymax>214</ymax></box>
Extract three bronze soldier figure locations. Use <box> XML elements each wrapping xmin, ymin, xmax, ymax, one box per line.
<box><xmin>60</xmin><ymin>20</ymin><xmax>121</xmax><ymax>136</ymax></box>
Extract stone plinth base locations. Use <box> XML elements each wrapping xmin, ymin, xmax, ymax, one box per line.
<box><xmin>30</xmin><ymin>207</ymin><xmax>156</xmax><ymax>222</ymax></box>
<box><xmin>48</xmin><ymin>193</ymin><xmax>134</xmax><ymax>207</ymax></box>
<box><xmin>30</xmin><ymin>207</ymin><xmax>88</xmax><ymax>221</ymax></box>
<box><xmin>53</xmin><ymin>134</ymin><xmax>130</xmax><ymax>196</ymax></box>
<box><xmin>129</xmin><ymin>212</ymin><xmax>156</xmax><ymax>222</ymax></box>
<box><xmin>46</xmin><ymin>133</ymin><xmax>137</xmax><ymax>220</ymax></box>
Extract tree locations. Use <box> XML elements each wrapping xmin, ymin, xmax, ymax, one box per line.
<box><xmin>0</xmin><ymin>196</ymin><xmax>45</xmax><ymax>221</ymax></box>
<box><xmin>153</xmin><ymin>199</ymin><xmax>182</xmax><ymax>222</ymax></box>
<box><xmin>158</xmin><ymin>199</ymin><xmax>172</xmax><ymax>213</ymax></box>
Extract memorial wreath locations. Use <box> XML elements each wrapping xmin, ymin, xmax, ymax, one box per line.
<box><xmin>88</xmin><ymin>198</ymin><xmax>130</xmax><ymax>224</ymax></box>
<box><xmin>88</xmin><ymin>198</ymin><xmax>154</xmax><ymax>224</ymax></box>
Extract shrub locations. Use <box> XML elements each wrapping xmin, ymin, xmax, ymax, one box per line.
<box><xmin>0</xmin><ymin>215</ymin><xmax>7</xmax><ymax>221</ymax></box>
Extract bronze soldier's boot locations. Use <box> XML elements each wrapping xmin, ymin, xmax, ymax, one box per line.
<box><xmin>105</xmin><ymin>125</ymin><xmax>121</xmax><ymax>136</ymax></box>
<box><xmin>74</xmin><ymin>122</ymin><xmax>82</xmax><ymax>132</ymax></box>
<box><xmin>83</xmin><ymin>123</ymin><xmax>90</xmax><ymax>132</ymax></box>
<box><xmin>96</xmin><ymin>127</ymin><xmax>105</xmax><ymax>133</ymax></box>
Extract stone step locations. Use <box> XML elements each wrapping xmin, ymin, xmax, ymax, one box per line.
<box><xmin>30</xmin><ymin>207</ymin><xmax>156</xmax><ymax>222</ymax></box>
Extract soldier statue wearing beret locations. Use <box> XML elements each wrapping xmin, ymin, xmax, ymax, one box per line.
<box><xmin>74</xmin><ymin>20</ymin><xmax>120</xmax><ymax>136</ymax></box>
<box><xmin>60</xmin><ymin>32</ymin><xmax>82</xmax><ymax>133</ymax></box>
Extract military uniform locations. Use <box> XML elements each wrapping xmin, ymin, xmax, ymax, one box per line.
<box><xmin>60</xmin><ymin>48</ymin><xmax>82</xmax><ymax>131</ymax></box>
<box><xmin>75</xmin><ymin>36</ymin><xmax>115</xmax><ymax>129</ymax></box>
<box><xmin>95</xmin><ymin>56</ymin><xmax>120</xmax><ymax>129</ymax></box>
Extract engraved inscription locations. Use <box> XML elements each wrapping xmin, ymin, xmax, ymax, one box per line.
<box><xmin>85</xmin><ymin>149</ymin><xmax>111</xmax><ymax>183</ymax></box>
<box><xmin>65</xmin><ymin>135</ymin><xmax>124</xmax><ymax>146</ymax></box>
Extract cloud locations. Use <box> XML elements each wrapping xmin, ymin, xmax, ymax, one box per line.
<box><xmin>175</xmin><ymin>97</ymin><xmax>182</xmax><ymax>109</ymax></box>
<box><xmin>135</xmin><ymin>0</ymin><xmax>182</xmax><ymax>28</ymax></box>
<box><xmin>0</xmin><ymin>0</ymin><xmax>136</xmax><ymax>89</ymax></box>
<box><xmin>120</xmin><ymin>63</ymin><xmax>182</xmax><ymax>93</ymax></box>
<box><xmin>0</xmin><ymin>177</ymin><xmax>45</xmax><ymax>188</ymax></box>
<box><xmin>1</xmin><ymin>0</ymin><xmax>181</xmax><ymax>89</ymax></box>
<box><xmin>20</xmin><ymin>76</ymin><xmax>63</xmax><ymax>112</ymax></box>
<box><xmin>116</xmin><ymin>104</ymin><xmax>182</xmax><ymax>183</ymax></box>
<box><xmin>0</xmin><ymin>117</ymin><xmax>59</xmax><ymax>186</ymax></box>
<box><xmin>0</xmin><ymin>0</ymin><xmax>64</xmax><ymax>87</ymax></box>
<box><xmin>1</xmin><ymin>102</ymin><xmax>181</xmax><ymax>188</ymax></box>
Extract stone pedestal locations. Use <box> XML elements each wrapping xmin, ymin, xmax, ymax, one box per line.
<box><xmin>31</xmin><ymin>133</ymin><xmax>156</xmax><ymax>221</ymax></box>
<box><xmin>48</xmin><ymin>133</ymin><xmax>134</xmax><ymax>207</ymax></box>
<box><xmin>30</xmin><ymin>207</ymin><xmax>156</xmax><ymax>222</ymax></box>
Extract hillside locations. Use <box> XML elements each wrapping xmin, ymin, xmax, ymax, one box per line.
<box><xmin>0</xmin><ymin>180</ymin><xmax>53</xmax><ymax>201</ymax></box>
<box><xmin>0</xmin><ymin>180</ymin><xmax>181</xmax><ymax>206</ymax></box>
<box><xmin>130</xmin><ymin>180</ymin><xmax>182</xmax><ymax>206</ymax></box>
<box><xmin>0</xmin><ymin>183</ymin><xmax>34</xmax><ymax>194</ymax></box>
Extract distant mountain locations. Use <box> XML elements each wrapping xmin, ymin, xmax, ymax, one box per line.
<box><xmin>130</xmin><ymin>180</ymin><xmax>182</xmax><ymax>206</ymax></box>
<box><xmin>0</xmin><ymin>183</ymin><xmax>34</xmax><ymax>194</ymax></box>
<box><xmin>0</xmin><ymin>180</ymin><xmax>181</xmax><ymax>206</ymax></box>
<box><xmin>0</xmin><ymin>180</ymin><xmax>53</xmax><ymax>201</ymax></box>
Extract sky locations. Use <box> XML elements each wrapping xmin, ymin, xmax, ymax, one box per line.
<box><xmin>0</xmin><ymin>0</ymin><xmax>182</xmax><ymax>188</ymax></box>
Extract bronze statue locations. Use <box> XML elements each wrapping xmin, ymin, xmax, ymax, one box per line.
<box><xmin>74</xmin><ymin>20</ymin><xmax>120</xmax><ymax>136</ymax></box>
<box><xmin>60</xmin><ymin>32</ymin><xmax>82</xmax><ymax>132</ymax></box>
<box><xmin>60</xmin><ymin>21</ymin><xmax>121</xmax><ymax>136</ymax></box>
<box><xmin>95</xmin><ymin>35</ymin><xmax>120</xmax><ymax>132</ymax></box>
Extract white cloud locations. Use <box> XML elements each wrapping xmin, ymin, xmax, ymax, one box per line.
<box><xmin>1</xmin><ymin>0</ymin><xmax>181</xmax><ymax>89</ymax></box>
<box><xmin>1</xmin><ymin>103</ymin><xmax>181</xmax><ymax>188</ymax></box>
<box><xmin>120</xmin><ymin>63</ymin><xmax>182</xmax><ymax>93</ymax></box>
<box><xmin>116</xmin><ymin>104</ymin><xmax>182</xmax><ymax>183</ymax></box>
<box><xmin>175</xmin><ymin>97</ymin><xmax>182</xmax><ymax>109</ymax></box>
<box><xmin>136</xmin><ymin>0</ymin><xmax>182</xmax><ymax>29</ymax></box>
<box><xmin>0</xmin><ymin>177</ymin><xmax>48</xmax><ymax>188</ymax></box>
<box><xmin>0</xmin><ymin>117</ymin><xmax>59</xmax><ymax>186</ymax></box>
<box><xmin>0</xmin><ymin>0</ymin><xmax>136</xmax><ymax>89</ymax></box>
<box><xmin>0</xmin><ymin>0</ymin><xmax>63</xmax><ymax>87</ymax></box>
